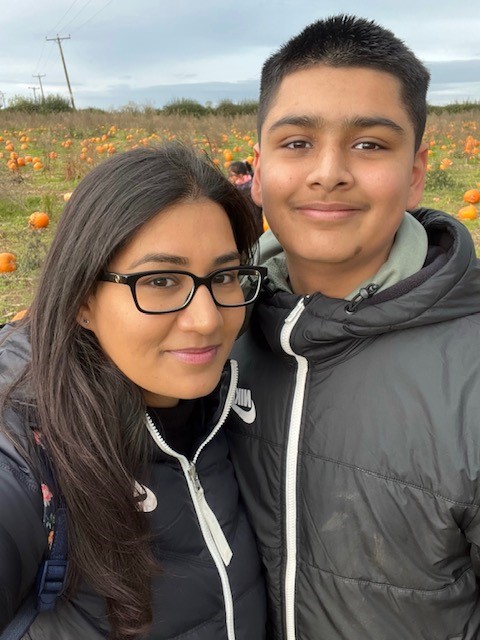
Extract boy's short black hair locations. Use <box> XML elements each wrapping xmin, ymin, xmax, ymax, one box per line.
<box><xmin>258</xmin><ymin>14</ymin><xmax>430</xmax><ymax>150</ymax></box>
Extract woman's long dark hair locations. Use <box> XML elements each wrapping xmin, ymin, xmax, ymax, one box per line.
<box><xmin>3</xmin><ymin>143</ymin><xmax>259</xmax><ymax>639</ymax></box>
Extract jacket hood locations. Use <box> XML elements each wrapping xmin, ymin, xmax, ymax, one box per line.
<box><xmin>254</xmin><ymin>209</ymin><xmax>480</xmax><ymax>360</ymax></box>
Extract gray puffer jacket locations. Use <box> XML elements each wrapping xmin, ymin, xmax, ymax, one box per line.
<box><xmin>227</xmin><ymin>209</ymin><xmax>480</xmax><ymax>640</ymax></box>
<box><xmin>0</xmin><ymin>326</ymin><xmax>266</xmax><ymax>640</ymax></box>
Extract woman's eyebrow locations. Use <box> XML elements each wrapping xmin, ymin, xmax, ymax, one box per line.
<box><xmin>128</xmin><ymin>253</ymin><xmax>188</xmax><ymax>269</ymax></box>
<box><xmin>213</xmin><ymin>251</ymin><xmax>242</xmax><ymax>267</ymax></box>
<box><xmin>128</xmin><ymin>251</ymin><xmax>241</xmax><ymax>270</ymax></box>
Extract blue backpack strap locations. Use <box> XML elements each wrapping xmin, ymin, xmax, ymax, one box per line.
<box><xmin>36</xmin><ymin>506</ymin><xmax>69</xmax><ymax>611</ymax></box>
<box><xmin>34</xmin><ymin>438</ymin><xmax>69</xmax><ymax>612</ymax></box>
<box><xmin>0</xmin><ymin>436</ymin><xmax>68</xmax><ymax>640</ymax></box>
<box><xmin>0</xmin><ymin>592</ymin><xmax>37</xmax><ymax>640</ymax></box>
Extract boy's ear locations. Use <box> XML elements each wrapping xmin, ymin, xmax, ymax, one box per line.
<box><xmin>251</xmin><ymin>144</ymin><xmax>263</xmax><ymax>207</ymax></box>
<box><xmin>407</xmin><ymin>142</ymin><xmax>429</xmax><ymax>210</ymax></box>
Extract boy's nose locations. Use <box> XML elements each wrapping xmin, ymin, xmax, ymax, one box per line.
<box><xmin>306</xmin><ymin>147</ymin><xmax>353</xmax><ymax>192</ymax></box>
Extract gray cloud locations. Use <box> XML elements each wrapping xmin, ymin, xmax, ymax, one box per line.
<box><xmin>1</xmin><ymin>0</ymin><xmax>479</xmax><ymax>108</ymax></box>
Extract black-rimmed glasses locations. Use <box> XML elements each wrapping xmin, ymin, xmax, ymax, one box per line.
<box><xmin>98</xmin><ymin>266</ymin><xmax>267</xmax><ymax>314</ymax></box>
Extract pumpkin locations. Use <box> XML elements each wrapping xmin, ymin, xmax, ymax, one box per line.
<box><xmin>463</xmin><ymin>189</ymin><xmax>480</xmax><ymax>205</ymax></box>
<box><xmin>33</xmin><ymin>161</ymin><xmax>43</xmax><ymax>171</ymax></box>
<box><xmin>457</xmin><ymin>204</ymin><xmax>478</xmax><ymax>221</ymax></box>
<box><xmin>0</xmin><ymin>252</ymin><xmax>16</xmax><ymax>273</ymax></box>
<box><xmin>29</xmin><ymin>211</ymin><xmax>50</xmax><ymax>229</ymax></box>
<box><xmin>11</xmin><ymin>308</ymin><xmax>28</xmax><ymax>322</ymax></box>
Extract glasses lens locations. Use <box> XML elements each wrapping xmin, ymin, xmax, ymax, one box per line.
<box><xmin>135</xmin><ymin>272</ymin><xmax>194</xmax><ymax>313</ymax></box>
<box><xmin>212</xmin><ymin>268</ymin><xmax>262</xmax><ymax>307</ymax></box>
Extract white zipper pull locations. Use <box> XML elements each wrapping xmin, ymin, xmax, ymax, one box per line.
<box><xmin>189</xmin><ymin>464</ymin><xmax>233</xmax><ymax>566</ymax></box>
<box><xmin>285</xmin><ymin>296</ymin><xmax>308</xmax><ymax>324</ymax></box>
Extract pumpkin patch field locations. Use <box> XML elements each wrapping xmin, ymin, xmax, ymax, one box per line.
<box><xmin>0</xmin><ymin>109</ymin><xmax>479</xmax><ymax>324</ymax></box>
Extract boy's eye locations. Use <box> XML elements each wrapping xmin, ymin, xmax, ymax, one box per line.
<box><xmin>354</xmin><ymin>141</ymin><xmax>383</xmax><ymax>150</ymax></box>
<box><xmin>285</xmin><ymin>140</ymin><xmax>312</xmax><ymax>149</ymax></box>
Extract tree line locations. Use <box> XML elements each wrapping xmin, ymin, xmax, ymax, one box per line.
<box><xmin>3</xmin><ymin>94</ymin><xmax>480</xmax><ymax>117</ymax></box>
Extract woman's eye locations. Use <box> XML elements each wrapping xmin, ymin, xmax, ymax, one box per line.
<box><xmin>147</xmin><ymin>276</ymin><xmax>178</xmax><ymax>288</ymax></box>
<box><xmin>212</xmin><ymin>272</ymin><xmax>236</xmax><ymax>286</ymax></box>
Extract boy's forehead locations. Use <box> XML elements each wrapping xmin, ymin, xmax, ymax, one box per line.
<box><xmin>262</xmin><ymin>64</ymin><xmax>411</xmax><ymax>132</ymax></box>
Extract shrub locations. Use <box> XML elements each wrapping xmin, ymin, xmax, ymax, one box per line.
<box><xmin>162</xmin><ymin>99</ymin><xmax>209</xmax><ymax>117</ymax></box>
<box><xmin>6</xmin><ymin>93</ymin><xmax>72</xmax><ymax>114</ymax></box>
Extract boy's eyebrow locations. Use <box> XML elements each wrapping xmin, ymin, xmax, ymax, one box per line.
<box><xmin>267</xmin><ymin>115</ymin><xmax>323</xmax><ymax>134</ymax></box>
<box><xmin>128</xmin><ymin>251</ymin><xmax>241</xmax><ymax>270</ymax></box>
<box><xmin>349</xmin><ymin>116</ymin><xmax>406</xmax><ymax>136</ymax></box>
<box><xmin>267</xmin><ymin>114</ymin><xmax>406</xmax><ymax>136</ymax></box>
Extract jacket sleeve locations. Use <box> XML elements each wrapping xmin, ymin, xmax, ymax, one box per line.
<box><xmin>0</xmin><ymin>434</ymin><xmax>46</xmax><ymax>632</ymax></box>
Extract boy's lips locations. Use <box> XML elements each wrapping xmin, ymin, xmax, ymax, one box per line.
<box><xmin>296</xmin><ymin>202</ymin><xmax>363</xmax><ymax>220</ymax></box>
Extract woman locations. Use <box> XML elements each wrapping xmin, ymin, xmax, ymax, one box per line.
<box><xmin>0</xmin><ymin>144</ymin><xmax>267</xmax><ymax>640</ymax></box>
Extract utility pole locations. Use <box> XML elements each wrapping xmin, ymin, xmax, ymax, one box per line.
<box><xmin>32</xmin><ymin>73</ymin><xmax>46</xmax><ymax>103</ymax></box>
<box><xmin>46</xmin><ymin>34</ymin><xmax>75</xmax><ymax>110</ymax></box>
<box><xmin>28</xmin><ymin>86</ymin><xmax>40</xmax><ymax>102</ymax></box>
<box><xmin>0</xmin><ymin>91</ymin><xmax>5</xmax><ymax>108</ymax></box>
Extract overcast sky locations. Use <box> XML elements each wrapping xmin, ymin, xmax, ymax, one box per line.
<box><xmin>1</xmin><ymin>0</ymin><xmax>480</xmax><ymax>110</ymax></box>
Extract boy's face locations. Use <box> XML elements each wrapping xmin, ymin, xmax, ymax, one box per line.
<box><xmin>252</xmin><ymin>65</ymin><xmax>428</xmax><ymax>296</ymax></box>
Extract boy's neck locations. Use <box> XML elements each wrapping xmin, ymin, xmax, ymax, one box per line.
<box><xmin>285</xmin><ymin>247</ymin><xmax>392</xmax><ymax>299</ymax></box>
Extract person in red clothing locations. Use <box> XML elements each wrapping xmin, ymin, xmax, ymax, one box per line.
<box><xmin>228</xmin><ymin>161</ymin><xmax>264</xmax><ymax>237</ymax></box>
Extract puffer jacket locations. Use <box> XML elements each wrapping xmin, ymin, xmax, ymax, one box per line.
<box><xmin>227</xmin><ymin>208</ymin><xmax>480</xmax><ymax>640</ymax></box>
<box><xmin>0</xmin><ymin>325</ymin><xmax>266</xmax><ymax>640</ymax></box>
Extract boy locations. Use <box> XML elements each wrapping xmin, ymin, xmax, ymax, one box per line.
<box><xmin>228</xmin><ymin>14</ymin><xmax>480</xmax><ymax>640</ymax></box>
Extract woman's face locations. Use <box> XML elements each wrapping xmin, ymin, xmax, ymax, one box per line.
<box><xmin>80</xmin><ymin>198</ymin><xmax>246</xmax><ymax>407</ymax></box>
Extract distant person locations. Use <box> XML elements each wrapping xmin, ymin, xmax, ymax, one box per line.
<box><xmin>227</xmin><ymin>13</ymin><xmax>480</xmax><ymax>639</ymax></box>
<box><xmin>0</xmin><ymin>143</ymin><xmax>267</xmax><ymax>639</ymax></box>
<box><xmin>228</xmin><ymin>161</ymin><xmax>264</xmax><ymax>237</ymax></box>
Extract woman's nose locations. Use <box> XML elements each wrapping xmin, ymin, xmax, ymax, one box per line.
<box><xmin>176</xmin><ymin>285</ymin><xmax>222</xmax><ymax>333</ymax></box>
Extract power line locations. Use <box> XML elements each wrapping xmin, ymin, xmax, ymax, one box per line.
<box><xmin>61</xmin><ymin>0</ymin><xmax>94</xmax><ymax>33</ymax></box>
<box><xmin>46</xmin><ymin>35</ymin><xmax>76</xmax><ymax>110</ymax></box>
<box><xmin>50</xmin><ymin>0</ymin><xmax>82</xmax><ymax>33</ymax></box>
<box><xmin>33</xmin><ymin>41</ymin><xmax>47</xmax><ymax>75</ymax></box>
<box><xmin>70</xmin><ymin>0</ymin><xmax>114</xmax><ymax>33</ymax></box>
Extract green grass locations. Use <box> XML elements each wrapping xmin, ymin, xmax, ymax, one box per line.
<box><xmin>0</xmin><ymin>110</ymin><xmax>479</xmax><ymax>324</ymax></box>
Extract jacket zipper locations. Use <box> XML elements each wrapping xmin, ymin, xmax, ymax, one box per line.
<box><xmin>280</xmin><ymin>298</ymin><xmax>309</xmax><ymax>640</ymax></box>
<box><xmin>144</xmin><ymin>359</ymin><xmax>239</xmax><ymax>640</ymax></box>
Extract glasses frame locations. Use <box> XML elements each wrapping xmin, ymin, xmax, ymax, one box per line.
<box><xmin>98</xmin><ymin>265</ymin><xmax>267</xmax><ymax>315</ymax></box>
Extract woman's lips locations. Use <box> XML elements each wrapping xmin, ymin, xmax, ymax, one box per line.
<box><xmin>167</xmin><ymin>346</ymin><xmax>219</xmax><ymax>364</ymax></box>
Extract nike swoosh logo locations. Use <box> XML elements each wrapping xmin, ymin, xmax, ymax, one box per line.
<box><xmin>232</xmin><ymin>402</ymin><xmax>256</xmax><ymax>424</ymax></box>
<box><xmin>134</xmin><ymin>481</ymin><xmax>158</xmax><ymax>512</ymax></box>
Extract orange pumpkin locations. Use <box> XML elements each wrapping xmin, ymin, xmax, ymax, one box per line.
<box><xmin>33</xmin><ymin>161</ymin><xmax>43</xmax><ymax>171</ymax></box>
<box><xmin>457</xmin><ymin>204</ymin><xmax>478</xmax><ymax>221</ymax></box>
<box><xmin>0</xmin><ymin>252</ymin><xmax>17</xmax><ymax>273</ymax></box>
<box><xmin>11</xmin><ymin>308</ymin><xmax>28</xmax><ymax>322</ymax></box>
<box><xmin>29</xmin><ymin>211</ymin><xmax>50</xmax><ymax>229</ymax></box>
<box><xmin>463</xmin><ymin>189</ymin><xmax>480</xmax><ymax>205</ymax></box>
